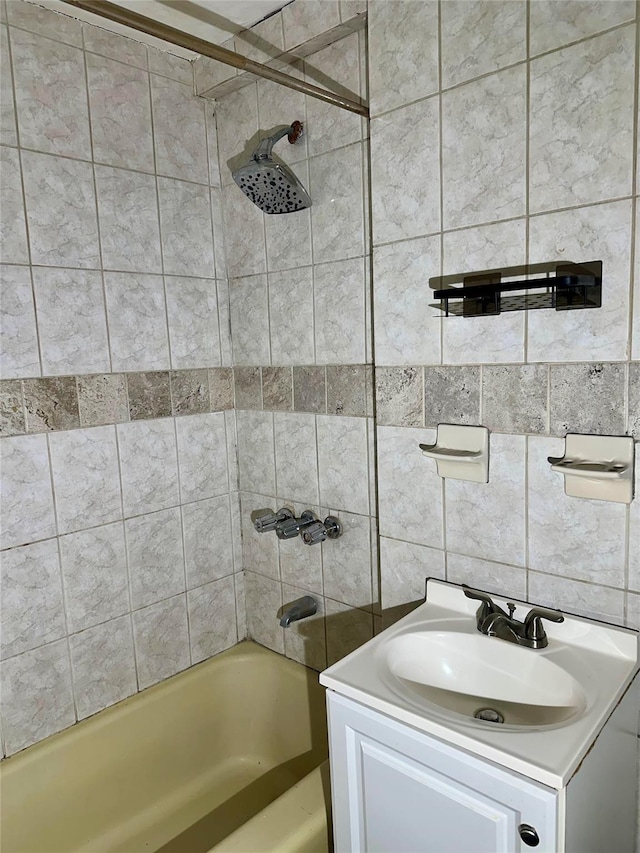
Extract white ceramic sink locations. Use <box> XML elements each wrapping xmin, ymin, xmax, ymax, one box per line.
<box><xmin>381</xmin><ymin>630</ymin><xmax>586</xmax><ymax>727</ymax></box>
<box><xmin>320</xmin><ymin>580</ymin><xmax>639</xmax><ymax>788</ymax></box>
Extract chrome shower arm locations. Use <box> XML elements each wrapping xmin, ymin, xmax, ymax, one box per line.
<box><xmin>253</xmin><ymin>127</ymin><xmax>292</xmax><ymax>162</ymax></box>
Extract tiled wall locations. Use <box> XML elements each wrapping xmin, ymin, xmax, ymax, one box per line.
<box><xmin>214</xmin><ymin>18</ymin><xmax>378</xmax><ymax>671</ymax></box>
<box><xmin>368</xmin><ymin>0</ymin><xmax>639</xmax><ymax>631</ymax></box>
<box><xmin>0</xmin><ymin>1</ymin><xmax>243</xmax><ymax>757</ymax></box>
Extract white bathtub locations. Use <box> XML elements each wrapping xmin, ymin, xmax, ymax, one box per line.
<box><xmin>0</xmin><ymin>641</ymin><xmax>331</xmax><ymax>853</ymax></box>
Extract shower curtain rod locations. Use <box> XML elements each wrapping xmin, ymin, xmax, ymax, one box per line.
<box><xmin>61</xmin><ymin>0</ymin><xmax>369</xmax><ymax>117</ymax></box>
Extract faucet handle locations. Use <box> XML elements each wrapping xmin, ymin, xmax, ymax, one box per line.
<box><xmin>462</xmin><ymin>585</ymin><xmax>503</xmax><ymax>613</ymax></box>
<box><xmin>252</xmin><ymin>507</ymin><xmax>292</xmax><ymax>533</ymax></box>
<box><xmin>523</xmin><ymin>606</ymin><xmax>564</xmax><ymax>648</ymax></box>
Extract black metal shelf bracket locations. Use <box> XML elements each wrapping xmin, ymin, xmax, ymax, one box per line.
<box><xmin>433</xmin><ymin>260</ymin><xmax>602</xmax><ymax>317</ymax></box>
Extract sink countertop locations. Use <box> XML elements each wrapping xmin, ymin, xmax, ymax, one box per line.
<box><xmin>319</xmin><ymin>579</ymin><xmax>639</xmax><ymax>789</ymax></box>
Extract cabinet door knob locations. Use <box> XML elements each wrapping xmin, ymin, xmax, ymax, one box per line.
<box><xmin>519</xmin><ymin>824</ymin><xmax>540</xmax><ymax>847</ymax></box>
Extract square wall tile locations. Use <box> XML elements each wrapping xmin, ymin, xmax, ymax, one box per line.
<box><xmin>268</xmin><ymin>267</ymin><xmax>314</xmax><ymax>365</ymax></box>
<box><xmin>0</xmin><ymin>433</ymin><xmax>56</xmax><ymax>548</ymax></box>
<box><xmin>482</xmin><ymin>365</ymin><xmax>548</xmax><ymax>434</ymax></box>
<box><xmin>33</xmin><ymin>267</ymin><xmax>110</xmax><ymax>376</ymax></box>
<box><xmin>424</xmin><ymin>366</ymin><xmax>480</xmax><ymax>427</ymax></box>
<box><xmin>445</xmin><ymin>433</ymin><xmax>526</xmax><ymax>566</ymax></box>
<box><xmin>549</xmin><ymin>363</ymin><xmax>625</xmax><ymax>435</ymax></box>
<box><xmin>147</xmin><ymin>48</ymin><xmax>192</xmax><ymax>85</ymax></box>
<box><xmin>264</xmin><ymin>168</ymin><xmax>312</xmax><ymax>271</ymax></box>
<box><xmin>188</xmin><ymin>576</ymin><xmax>237</xmax><ymax>664</ymax></box>
<box><xmin>133</xmin><ymin>595</ymin><xmax>190</xmax><ymax>689</ymax></box>
<box><xmin>310</xmin><ymin>142</ymin><xmax>364</xmax><ymax>264</ymax></box>
<box><xmin>277</xmin><ymin>499</ymin><xmax>323</xmax><ymax>595</ymax></box>
<box><xmin>10</xmin><ymin>27</ymin><xmax>91</xmax><ymax>159</ymax></box>
<box><xmin>376</xmin><ymin>367</ymin><xmax>423</xmax><ymax>428</ymax></box>
<box><xmin>442</xmin><ymin>65</ymin><xmax>526</xmax><ymax>229</ymax></box>
<box><xmin>628</xmin><ymin>463</ymin><xmax>639</xmax><ymax>591</ymax></box>
<box><xmin>6</xmin><ymin>2</ymin><xmax>82</xmax><ymax>46</ymax></box>
<box><xmin>446</xmin><ymin>553</ymin><xmax>526</xmax><ymax>601</ymax></box>
<box><xmin>379</xmin><ymin>537</ymin><xmax>445</xmax><ymax>610</ymax></box>
<box><xmin>127</xmin><ymin>371</ymin><xmax>171</xmax><ymax>420</ymax></box>
<box><xmin>151</xmin><ymin>75</ymin><xmax>208</xmax><ymax>184</ymax></box>
<box><xmin>528</xmin><ymin>436</ymin><xmax>626</xmax><ymax>587</ymax></box>
<box><xmin>23</xmin><ymin>377</ymin><xmax>79</xmax><ymax>433</ymax></box>
<box><xmin>0</xmin><ymin>640</ymin><xmax>75</xmax><ymax>755</ymax></box>
<box><xmin>0</xmin><ymin>147</ymin><xmax>29</xmax><ymax>264</ymax></box>
<box><xmin>95</xmin><ymin>166</ymin><xmax>162</xmax><ymax>273</ymax></box>
<box><xmin>527</xmin><ymin>200</ymin><xmax>632</xmax><ymax>362</ymax></box>
<box><xmin>528</xmin><ymin>572</ymin><xmax>625</xmax><ymax>626</ymax></box>
<box><xmin>317</xmin><ymin>415</ymin><xmax>369</xmax><ymax>515</ymax></box>
<box><xmin>158</xmin><ymin>178</ymin><xmax>215</xmax><ymax>278</ymax></box>
<box><xmin>183</xmin><ymin>496</ymin><xmax>234</xmax><ymax>588</ymax></box>
<box><xmin>0</xmin><ymin>264</ymin><xmax>40</xmax><ymax>379</ymax></box>
<box><xmin>104</xmin><ymin>272</ymin><xmax>169</xmax><ymax>372</ymax></box>
<box><xmin>236</xmin><ymin>409</ymin><xmax>275</xmax><ymax>495</ymax></box>
<box><xmin>376</xmin><ymin>426</ymin><xmax>443</xmax><ymax>549</ymax></box>
<box><xmin>240</xmin><ymin>491</ymin><xmax>279</xmax><ymax>580</ymax></box>
<box><xmin>245</xmin><ymin>571</ymin><xmax>283</xmax><ymax>654</ymax></box>
<box><xmin>117</xmin><ymin>419</ymin><xmax>179</xmax><ymax>517</ymax></box>
<box><xmin>59</xmin><ymin>522</ymin><xmax>129</xmax><ymax>633</ymax></box>
<box><xmin>293</xmin><ymin>366</ymin><xmax>326</xmax><ymax>414</ymax></box>
<box><xmin>441</xmin><ymin>0</ymin><xmax>525</xmax><ymax>88</ymax></box>
<box><xmin>325</xmin><ymin>598</ymin><xmax>372</xmax><ymax>666</ymax></box>
<box><xmin>229</xmin><ymin>275</ymin><xmax>270</xmax><ymax>365</ymax></box>
<box><xmin>282</xmin><ymin>582</ymin><xmax>326</xmax><ymax>672</ymax></box>
<box><xmin>78</xmin><ymin>374</ymin><xmax>128</xmax><ymax>428</ymax></box>
<box><xmin>314</xmin><ymin>258</ymin><xmax>366</xmax><ymax>364</ymax></box>
<box><xmin>176</xmin><ymin>412</ymin><xmax>228</xmax><ymax>503</ymax></box>
<box><xmin>49</xmin><ymin>426</ymin><xmax>122</xmax><ymax>534</ymax></box>
<box><xmin>222</xmin><ymin>188</ymin><xmax>266</xmax><ymax>278</ymax></box>
<box><xmin>86</xmin><ymin>52</ymin><xmax>154</xmax><ymax>173</ymax></box>
<box><xmin>69</xmin><ymin>615</ymin><xmax>137</xmax><ymax>720</ymax></box>
<box><xmin>373</xmin><ymin>236</ymin><xmax>441</xmax><ymax>366</ymax></box>
<box><xmin>529</xmin><ymin>27</ymin><xmax>635</xmax><ymax>213</ymax></box>
<box><xmin>368</xmin><ymin>0</ymin><xmax>438</xmax><ymax>116</ymax></box>
<box><xmin>1</xmin><ymin>26</ymin><xmax>17</xmax><ymax>146</ymax></box>
<box><xmin>282</xmin><ymin>0</ymin><xmax>340</xmax><ymax>50</ymax></box>
<box><xmin>529</xmin><ymin>0</ymin><xmax>635</xmax><ymax>56</ymax></box>
<box><xmin>125</xmin><ymin>508</ymin><xmax>185</xmax><ymax>609</ymax></box>
<box><xmin>82</xmin><ymin>22</ymin><xmax>148</xmax><ymax>68</ymax></box>
<box><xmin>165</xmin><ymin>276</ymin><xmax>221</xmax><ymax>369</ymax></box>
<box><xmin>0</xmin><ymin>538</ymin><xmax>65</xmax><ymax>659</ymax></box>
<box><xmin>215</xmin><ymin>83</ymin><xmax>258</xmax><ymax>185</ymax></box>
<box><xmin>1</xmin><ymin>378</ymin><xmax>25</xmax><ymax>436</ymax></box>
<box><xmin>22</xmin><ymin>150</ymin><xmax>100</xmax><ymax>269</ymax></box>
<box><xmin>274</xmin><ymin>412</ymin><xmax>318</xmax><ymax>506</ymax></box>
<box><xmin>323</xmin><ymin>509</ymin><xmax>372</xmax><ymax>609</ymax></box>
<box><xmin>442</xmin><ymin>219</ymin><xmax>526</xmax><ymax>364</ymax></box>
<box><xmin>371</xmin><ymin>98</ymin><xmax>440</xmax><ymax>244</ymax></box>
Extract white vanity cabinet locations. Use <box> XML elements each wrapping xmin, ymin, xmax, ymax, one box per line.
<box><xmin>328</xmin><ymin>692</ymin><xmax>557</xmax><ymax>853</ymax></box>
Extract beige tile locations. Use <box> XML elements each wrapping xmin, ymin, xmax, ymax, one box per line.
<box><xmin>234</xmin><ymin>366</ymin><xmax>262</xmax><ymax>410</ymax></box>
<box><xmin>86</xmin><ymin>52</ymin><xmax>154</xmax><ymax>173</ymax></box>
<box><xmin>262</xmin><ymin>366</ymin><xmax>292</xmax><ymax>411</ymax></box>
<box><xmin>293</xmin><ymin>366</ymin><xmax>326</xmax><ymax>414</ymax></box>
<box><xmin>530</xmin><ymin>0</ymin><xmax>636</xmax><ymax>57</ymax></box>
<box><xmin>482</xmin><ymin>365</ymin><xmax>548</xmax><ymax>434</ymax></box>
<box><xmin>147</xmin><ymin>48</ymin><xmax>193</xmax><ymax>84</ymax></box>
<box><xmin>170</xmin><ymin>369</ymin><xmax>209</xmax><ymax>416</ymax></box>
<box><xmin>424</xmin><ymin>366</ymin><xmax>480</xmax><ymax>428</ymax></box>
<box><xmin>327</xmin><ymin>365</ymin><xmax>367</xmax><ymax>417</ymax></box>
<box><xmin>22</xmin><ymin>151</ymin><xmax>99</xmax><ymax>268</ymax></box>
<box><xmin>368</xmin><ymin>0</ymin><xmax>438</xmax><ymax>116</ymax></box>
<box><xmin>0</xmin><ymin>264</ymin><xmax>40</xmax><ymax>380</ymax></box>
<box><xmin>82</xmin><ymin>22</ymin><xmax>147</xmax><ymax>68</ymax></box>
<box><xmin>442</xmin><ymin>65</ymin><xmax>526</xmax><ymax>229</ymax></box>
<box><xmin>629</xmin><ymin>363</ymin><xmax>640</xmax><ymax>439</ymax></box>
<box><xmin>441</xmin><ymin>0</ymin><xmax>525</xmax><ymax>88</ymax></box>
<box><xmin>11</xmin><ymin>27</ymin><xmax>91</xmax><ymax>159</ymax></box>
<box><xmin>209</xmin><ymin>367</ymin><xmax>234</xmax><ymax>411</ymax></box>
<box><xmin>127</xmin><ymin>371</ymin><xmax>171</xmax><ymax>420</ymax></box>
<box><xmin>6</xmin><ymin>2</ymin><xmax>81</xmax><ymax>46</ymax></box>
<box><xmin>77</xmin><ymin>374</ymin><xmax>128</xmax><ymax>428</ymax></box>
<box><xmin>24</xmin><ymin>377</ymin><xmax>79</xmax><ymax>433</ymax></box>
<box><xmin>376</xmin><ymin>367</ymin><xmax>423</xmax><ymax>428</ymax></box>
<box><xmin>0</xmin><ymin>379</ymin><xmax>24</xmax><ymax>436</ymax></box>
<box><xmin>549</xmin><ymin>362</ymin><xmax>625</xmax><ymax>435</ymax></box>
<box><xmin>70</xmin><ymin>615</ymin><xmax>137</xmax><ymax>720</ymax></box>
<box><xmin>529</xmin><ymin>27</ymin><xmax>635</xmax><ymax>213</ymax></box>
<box><xmin>132</xmin><ymin>594</ymin><xmax>190</xmax><ymax>689</ymax></box>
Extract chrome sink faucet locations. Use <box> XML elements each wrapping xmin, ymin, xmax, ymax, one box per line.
<box><xmin>462</xmin><ymin>585</ymin><xmax>564</xmax><ymax>650</ymax></box>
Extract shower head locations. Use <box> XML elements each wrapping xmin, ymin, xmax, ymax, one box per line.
<box><xmin>232</xmin><ymin>121</ymin><xmax>311</xmax><ymax>214</ymax></box>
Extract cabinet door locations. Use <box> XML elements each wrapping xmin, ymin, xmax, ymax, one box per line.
<box><xmin>328</xmin><ymin>692</ymin><xmax>558</xmax><ymax>853</ymax></box>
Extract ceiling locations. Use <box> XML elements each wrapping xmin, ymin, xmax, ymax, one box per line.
<box><xmin>26</xmin><ymin>0</ymin><xmax>292</xmax><ymax>57</ymax></box>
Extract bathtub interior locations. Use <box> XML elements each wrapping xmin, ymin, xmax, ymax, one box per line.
<box><xmin>0</xmin><ymin>641</ymin><xmax>329</xmax><ymax>853</ymax></box>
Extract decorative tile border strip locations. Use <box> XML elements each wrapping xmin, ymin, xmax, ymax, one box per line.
<box><xmin>234</xmin><ymin>364</ymin><xmax>374</xmax><ymax>418</ymax></box>
<box><xmin>0</xmin><ymin>369</ymin><xmax>233</xmax><ymax>436</ymax></box>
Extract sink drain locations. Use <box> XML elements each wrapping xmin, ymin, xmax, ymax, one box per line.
<box><xmin>474</xmin><ymin>707</ymin><xmax>505</xmax><ymax>724</ymax></box>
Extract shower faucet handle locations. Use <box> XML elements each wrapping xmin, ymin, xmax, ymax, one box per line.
<box><xmin>251</xmin><ymin>507</ymin><xmax>293</xmax><ymax>533</ymax></box>
<box><xmin>301</xmin><ymin>516</ymin><xmax>343</xmax><ymax>546</ymax></box>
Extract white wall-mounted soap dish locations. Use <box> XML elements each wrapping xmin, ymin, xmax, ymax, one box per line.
<box><xmin>420</xmin><ymin>424</ymin><xmax>490</xmax><ymax>483</ymax></box>
<box><xmin>548</xmin><ymin>434</ymin><xmax>634</xmax><ymax>504</ymax></box>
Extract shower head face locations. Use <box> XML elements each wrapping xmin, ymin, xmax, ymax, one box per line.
<box><xmin>232</xmin><ymin>160</ymin><xmax>312</xmax><ymax>214</ymax></box>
